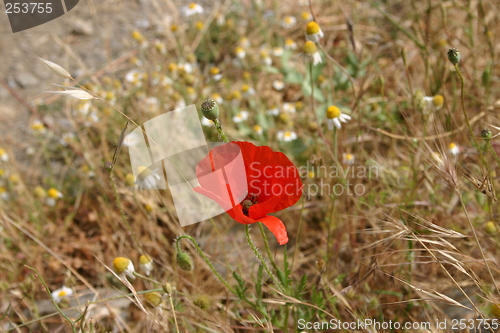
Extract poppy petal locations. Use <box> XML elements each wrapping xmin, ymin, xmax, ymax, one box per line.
<box><xmin>259</xmin><ymin>215</ymin><xmax>289</xmax><ymax>245</ymax></box>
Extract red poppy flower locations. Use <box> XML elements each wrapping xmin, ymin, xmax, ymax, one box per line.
<box><xmin>193</xmin><ymin>141</ymin><xmax>303</xmax><ymax>245</ymax></box>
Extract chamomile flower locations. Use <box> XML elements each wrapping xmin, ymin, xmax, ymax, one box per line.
<box><xmin>306</xmin><ymin>21</ymin><xmax>324</xmax><ymax>43</ymax></box>
<box><xmin>123</xmin><ymin>132</ymin><xmax>141</xmax><ymax>147</ymax></box>
<box><xmin>211</xmin><ymin>93</ymin><xmax>223</xmax><ymax>104</ymax></box>
<box><xmin>139</xmin><ymin>255</ymin><xmax>154</xmax><ymax>276</ymax></box>
<box><xmin>277</xmin><ymin>130</ymin><xmax>298</xmax><ymax>142</ymax></box>
<box><xmin>281</xmin><ymin>15</ymin><xmax>297</xmax><ymax>28</ymax></box>
<box><xmin>209</xmin><ymin>67</ymin><xmax>222</xmax><ymax>81</ymax></box>
<box><xmin>272</xmin><ymin>80</ymin><xmax>285</xmax><ymax>91</ymax></box>
<box><xmin>234</xmin><ymin>46</ymin><xmax>246</xmax><ymax>59</ymax></box>
<box><xmin>449</xmin><ymin>142</ymin><xmax>460</xmax><ymax>156</ymax></box>
<box><xmin>260</xmin><ymin>50</ymin><xmax>273</xmax><ymax>66</ymax></box>
<box><xmin>30</xmin><ymin>120</ymin><xmax>46</xmax><ymax>134</ymax></box>
<box><xmin>201</xmin><ymin>117</ymin><xmax>214</xmax><ymax>127</ymax></box>
<box><xmin>342</xmin><ymin>153</ymin><xmax>355</xmax><ymax>165</ymax></box>
<box><xmin>241</xmin><ymin>84</ymin><xmax>255</xmax><ymax>97</ymax></box>
<box><xmin>284</xmin><ymin>38</ymin><xmax>297</xmax><ymax>50</ymax></box>
<box><xmin>113</xmin><ymin>257</ymin><xmax>135</xmax><ymax>280</ymax></box>
<box><xmin>272</xmin><ymin>47</ymin><xmax>284</xmax><ymax>57</ymax></box>
<box><xmin>182</xmin><ymin>3</ymin><xmax>203</xmax><ymax>17</ymax></box>
<box><xmin>326</xmin><ymin>105</ymin><xmax>351</xmax><ymax>130</ymax></box>
<box><xmin>51</xmin><ymin>286</ymin><xmax>73</xmax><ymax>303</ymax></box>
<box><xmin>303</xmin><ymin>41</ymin><xmax>322</xmax><ymax>66</ymax></box>
<box><xmin>125</xmin><ymin>70</ymin><xmax>144</xmax><ymax>88</ymax></box>
<box><xmin>267</xmin><ymin>106</ymin><xmax>280</xmax><ymax>116</ymax></box>
<box><xmin>46</xmin><ymin>188</ymin><xmax>63</xmax><ymax>207</ymax></box>
<box><xmin>60</xmin><ymin>132</ymin><xmax>76</xmax><ymax>146</ymax></box>
<box><xmin>178</xmin><ymin>62</ymin><xmax>194</xmax><ymax>74</ymax></box>
<box><xmin>136</xmin><ymin>166</ymin><xmax>162</xmax><ymax>190</ymax></box>
<box><xmin>0</xmin><ymin>148</ymin><xmax>8</xmax><ymax>162</ymax></box>
<box><xmin>423</xmin><ymin>94</ymin><xmax>444</xmax><ymax>111</ymax></box>
<box><xmin>0</xmin><ymin>187</ymin><xmax>9</xmax><ymax>201</ymax></box>
<box><xmin>233</xmin><ymin>111</ymin><xmax>249</xmax><ymax>123</ymax></box>
<box><xmin>253</xmin><ymin>125</ymin><xmax>263</xmax><ymax>135</ymax></box>
<box><xmin>301</xmin><ymin>11</ymin><xmax>313</xmax><ymax>21</ymax></box>
<box><xmin>142</xmin><ymin>97</ymin><xmax>160</xmax><ymax>113</ymax></box>
<box><xmin>283</xmin><ymin>102</ymin><xmax>296</xmax><ymax>113</ymax></box>
<box><xmin>239</xmin><ymin>37</ymin><xmax>250</xmax><ymax>48</ymax></box>
<box><xmin>215</xmin><ymin>13</ymin><xmax>225</xmax><ymax>26</ymax></box>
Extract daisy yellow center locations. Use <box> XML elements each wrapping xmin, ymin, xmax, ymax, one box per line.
<box><xmin>285</xmin><ymin>39</ymin><xmax>295</xmax><ymax>46</ymax></box>
<box><xmin>345</xmin><ymin>154</ymin><xmax>353</xmax><ymax>161</ymax></box>
<box><xmin>449</xmin><ymin>143</ymin><xmax>456</xmax><ymax>149</ymax></box>
<box><xmin>326</xmin><ymin>106</ymin><xmax>341</xmax><ymax>119</ymax></box>
<box><xmin>242</xmin><ymin>71</ymin><xmax>250</xmax><ymax>79</ymax></box>
<box><xmin>187</xmin><ymin>86</ymin><xmax>195</xmax><ymax>94</ymax></box>
<box><xmin>137</xmin><ymin>166</ymin><xmax>152</xmax><ymax>177</ymax></box>
<box><xmin>195</xmin><ymin>21</ymin><xmax>203</xmax><ymax>30</ymax></box>
<box><xmin>306</xmin><ymin>21</ymin><xmax>321</xmax><ymax>34</ymax></box>
<box><xmin>113</xmin><ymin>257</ymin><xmax>131</xmax><ymax>274</ymax></box>
<box><xmin>31</xmin><ymin>122</ymin><xmax>45</xmax><ymax>131</ymax></box>
<box><xmin>235</xmin><ymin>46</ymin><xmax>244</xmax><ymax>54</ymax></box>
<box><xmin>260</xmin><ymin>50</ymin><xmax>269</xmax><ymax>58</ymax></box>
<box><xmin>47</xmin><ymin>188</ymin><xmax>60</xmax><ymax>199</ymax></box>
<box><xmin>58</xmin><ymin>290</ymin><xmax>67</xmax><ymax>297</ymax></box>
<box><xmin>170</xmin><ymin>24</ymin><xmax>178</xmax><ymax>32</ymax></box>
<box><xmin>139</xmin><ymin>255</ymin><xmax>152</xmax><ymax>265</ymax></box>
<box><xmin>168</xmin><ymin>63</ymin><xmax>177</xmax><ymax>71</ymax></box>
<box><xmin>284</xmin><ymin>132</ymin><xmax>292</xmax><ymax>138</ymax></box>
<box><xmin>284</xmin><ymin>16</ymin><xmax>294</xmax><ymax>24</ymax></box>
<box><xmin>433</xmin><ymin>95</ymin><xmax>444</xmax><ymax>107</ymax></box>
<box><xmin>0</xmin><ymin>187</ymin><xmax>5</xmax><ymax>193</ymax></box>
<box><xmin>253</xmin><ymin>125</ymin><xmax>262</xmax><ymax>132</ymax></box>
<box><xmin>301</xmin><ymin>12</ymin><xmax>311</xmax><ymax>20</ymax></box>
<box><xmin>210</xmin><ymin>67</ymin><xmax>220</xmax><ymax>75</ymax></box>
<box><xmin>303</xmin><ymin>41</ymin><xmax>317</xmax><ymax>54</ymax></box>
<box><xmin>189</xmin><ymin>3</ymin><xmax>197</xmax><ymax>9</ymax></box>
<box><xmin>241</xmin><ymin>84</ymin><xmax>250</xmax><ymax>92</ymax></box>
<box><xmin>0</xmin><ymin>148</ymin><xmax>5</xmax><ymax>155</ymax></box>
<box><xmin>308</xmin><ymin>171</ymin><xmax>315</xmax><ymax>178</ymax></box>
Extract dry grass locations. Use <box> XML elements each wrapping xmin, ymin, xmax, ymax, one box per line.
<box><xmin>1</xmin><ymin>0</ymin><xmax>500</xmax><ymax>332</ymax></box>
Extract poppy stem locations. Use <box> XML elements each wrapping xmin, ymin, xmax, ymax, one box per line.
<box><xmin>175</xmin><ymin>235</ymin><xmax>235</xmax><ymax>293</ymax></box>
<box><xmin>257</xmin><ymin>222</ymin><xmax>280</xmax><ymax>273</ymax></box>
<box><xmin>213</xmin><ymin>119</ymin><xmax>229</xmax><ymax>143</ymax></box>
<box><xmin>245</xmin><ymin>225</ymin><xmax>286</xmax><ymax>293</ymax></box>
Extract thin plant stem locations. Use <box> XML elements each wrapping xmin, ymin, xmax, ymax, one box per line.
<box><xmin>457</xmin><ymin>192</ymin><xmax>500</xmax><ymax>296</ymax></box>
<box><xmin>167</xmin><ymin>293</ymin><xmax>179</xmax><ymax>333</ymax></box>
<box><xmin>245</xmin><ymin>225</ymin><xmax>285</xmax><ymax>293</ymax></box>
<box><xmin>309</xmin><ymin>62</ymin><xmax>337</xmax><ymax>164</ymax></box>
<box><xmin>25</xmin><ymin>265</ymin><xmax>77</xmax><ymax>333</ymax></box>
<box><xmin>213</xmin><ymin>119</ymin><xmax>229</xmax><ymax>143</ymax></box>
<box><xmin>175</xmin><ymin>235</ymin><xmax>235</xmax><ymax>293</ymax></box>
<box><xmin>258</xmin><ymin>222</ymin><xmax>279</xmax><ymax>273</ymax></box>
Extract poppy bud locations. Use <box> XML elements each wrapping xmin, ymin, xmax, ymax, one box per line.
<box><xmin>176</xmin><ymin>251</ymin><xmax>194</xmax><ymax>271</ymax></box>
<box><xmin>447</xmin><ymin>48</ymin><xmax>460</xmax><ymax>65</ymax></box>
<box><xmin>201</xmin><ymin>99</ymin><xmax>219</xmax><ymax>121</ymax></box>
<box><xmin>482</xmin><ymin>129</ymin><xmax>492</xmax><ymax>140</ymax></box>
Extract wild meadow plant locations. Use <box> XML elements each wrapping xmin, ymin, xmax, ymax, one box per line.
<box><xmin>1</xmin><ymin>0</ymin><xmax>500</xmax><ymax>331</ymax></box>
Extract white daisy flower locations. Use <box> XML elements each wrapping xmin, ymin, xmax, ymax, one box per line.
<box><xmin>423</xmin><ymin>95</ymin><xmax>444</xmax><ymax>111</ymax></box>
<box><xmin>281</xmin><ymin>16</ymin><xmax>297</xmax><ymax>28</ymax></box>
<box><xmin>272</xmin><ymin>80</ymin><xmax>285</xmax><ymax>91</ymax></box>
<box><xmin>235</xmin><ymin>47</ymin><xmax>246</xmax><ymax>59</ymax></box>
<box><xmin>284</xmin><ymin>39</ymin><xmax>297</xmax><ymax>50</ymax></box>
<box><xmin>253</xmin><ymin>125</ymin><xmax>263</xmax><ymax>135</ymax></box>
<box><xmin>139</xmin><ymin>255</ymin><xmax>153</xmax><ymax>276</ymax></box>
<box><xmin>283</xmin><ymin>102</ymin><xmax>296</xmax><ymax>113</ymax></box>
<box><xmin>267</xmin><ymin>107</ymin><xmax>280</xmax><ymax>116</ymax></box>
<box><xmin>181</xmin><ymin>3</ymin><xmax>203</xmax><ymax>17</ymax></box>
<box><xmin>136</xmin><ymin>166</ymin><xmax>161</xmax><ymax>190</ymax></box>
<box><xmin>51</xmin><ymin>286</ymin><xmax>73</xmax><ymax>303</ymax></box>
<box><xmin>272</xmin><ymin>47</ymin><xmax>284</xmax><ymax>57</ymax></box>
<box><xmin>277</xmin><ymin>130</ymin><xmax>298</xmax><ymax>142</ymax></box>
<box><xmin>201</xmin><ymin>117</ymin><xmax>214</xmax><ymax>127</ymax></box>
<box><xmin>305</xmin><ymin>21</ymin><xmax>324</xmax><ymax>43</ymax></box>
<box><xmin>449</xmin><ymin>143</ymin><xmax>460</xmax><ymax>156</ymax></box>
<box><xmin>342</xmin><ymin>153</ymin><xmax>355</xmax><ymax>165</ymax></box>
<box><xmin>0</xmin><ymin>148</ymin><xmax>8</xmax><ymax>162</ymax></box>
<box><xmin>113</xmin><ymin>257</ymin><xmax>135</xmax><ymax>280</ymax></box>
<box><xmin>326</xmin><ymin>105</ymin><xmax>351</xmax><ymax>130</ymax></box>
<box><xmin>303</xmin><ymin>41</ymin><xmax>322</xmax><ymax>66</ymax></box>
<box><xmin>233</xmin><ymin>111</ymin><xmax>249</xmax><ymax>123</ymax></box>
<box><xmin>123</xmin><ymin>132</ymin><xmax>141</xmax><ymax>147</ymax></box>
